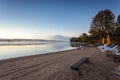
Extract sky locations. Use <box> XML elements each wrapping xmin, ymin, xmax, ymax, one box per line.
<box><xmin>0</xmin><ymin>0</ymin><xmax>120</xmax><ymax>40</ymax></box>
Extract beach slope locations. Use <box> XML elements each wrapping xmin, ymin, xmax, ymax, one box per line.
<box><xmin>0</xmin><ymin>47</ymin><xmax>120</xmax><ymax>80</ymax></box>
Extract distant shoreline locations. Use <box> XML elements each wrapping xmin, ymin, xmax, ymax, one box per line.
<box><xmin>0</xmin><ymin>39</ymin><xmax>69</xmax><ymax>46</ymax></box>
<box><xmin>0</xmin><ymin>39</ymin><xmax>68</xmax><ymax>42</ymax></box>
<box><xmin>0</xmin><ymin>42</ymin><xmax>57</xmax><ymax>46</ymax></box>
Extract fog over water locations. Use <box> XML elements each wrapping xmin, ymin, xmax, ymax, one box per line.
<box><xmin>0</xmin><ymin>42</ymin><xmax>75</xmax><ymax>60</ymax></box>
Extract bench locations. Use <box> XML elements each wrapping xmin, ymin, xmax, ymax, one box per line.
<box><xmin>71</xmin><ymin>57</ymin><xmax>89</xmax><ymax>71</ymax></box>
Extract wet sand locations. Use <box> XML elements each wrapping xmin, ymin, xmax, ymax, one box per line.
<box><xmin>0</xmin><ymin>47</ymin><xmax>120</xmax><ymax>80</ymax></box>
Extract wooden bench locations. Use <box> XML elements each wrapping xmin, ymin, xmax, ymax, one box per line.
<box><xmin>71</xmin><ymin>57</ymin><xmax>89</xmax><ymax>71</ymax></box>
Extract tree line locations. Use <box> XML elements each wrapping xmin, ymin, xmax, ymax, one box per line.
<box><xmin>70</xmin><ymin>9</ymin><xmax>120</xmax><ymax>45</ymax></box>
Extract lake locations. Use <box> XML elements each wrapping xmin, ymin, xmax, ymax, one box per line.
<box><xmin>0</xmin><ymin>42</ymin><xmax>75</xmax><ymax>60</ymax></box>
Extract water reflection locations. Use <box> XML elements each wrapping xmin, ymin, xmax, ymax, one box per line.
<box><xmin>0</xmin><ymin>42</ymin><xmax>74</xmax><ymax>60</ymax></box>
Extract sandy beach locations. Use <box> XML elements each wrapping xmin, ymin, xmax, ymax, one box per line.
<box><xmin>0</xmin><ymin>47</ymin><xmax>120</xmax><ymax>80</ymax></box>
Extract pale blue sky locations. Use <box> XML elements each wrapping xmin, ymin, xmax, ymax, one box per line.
<box><xmin>0</xmin><ymin>0</ymin><xmax>120</xmax><ymax>39</ymax></box>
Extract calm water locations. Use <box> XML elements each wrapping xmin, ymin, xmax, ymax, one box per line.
<box><xmin>0</xmin><ymin>42</ymin><xmax>75</xmax><ymax>60</ymax></box>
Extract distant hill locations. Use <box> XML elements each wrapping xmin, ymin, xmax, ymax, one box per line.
<box><xmin>50</xmin><ymin>35</ymin><xmax>70</xmax><ymax>41</ymax></box>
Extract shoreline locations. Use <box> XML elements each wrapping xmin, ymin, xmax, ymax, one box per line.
<box><xmin>0</xmin><ymin>49</ymin><xmax>75</xmax><ymax>63</ymax></box>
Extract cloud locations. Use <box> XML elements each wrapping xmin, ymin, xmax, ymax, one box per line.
<box><xmin>50</xmin><ymin>35</ymin><xmax>70</xmax><ymax>41</ymax></box>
